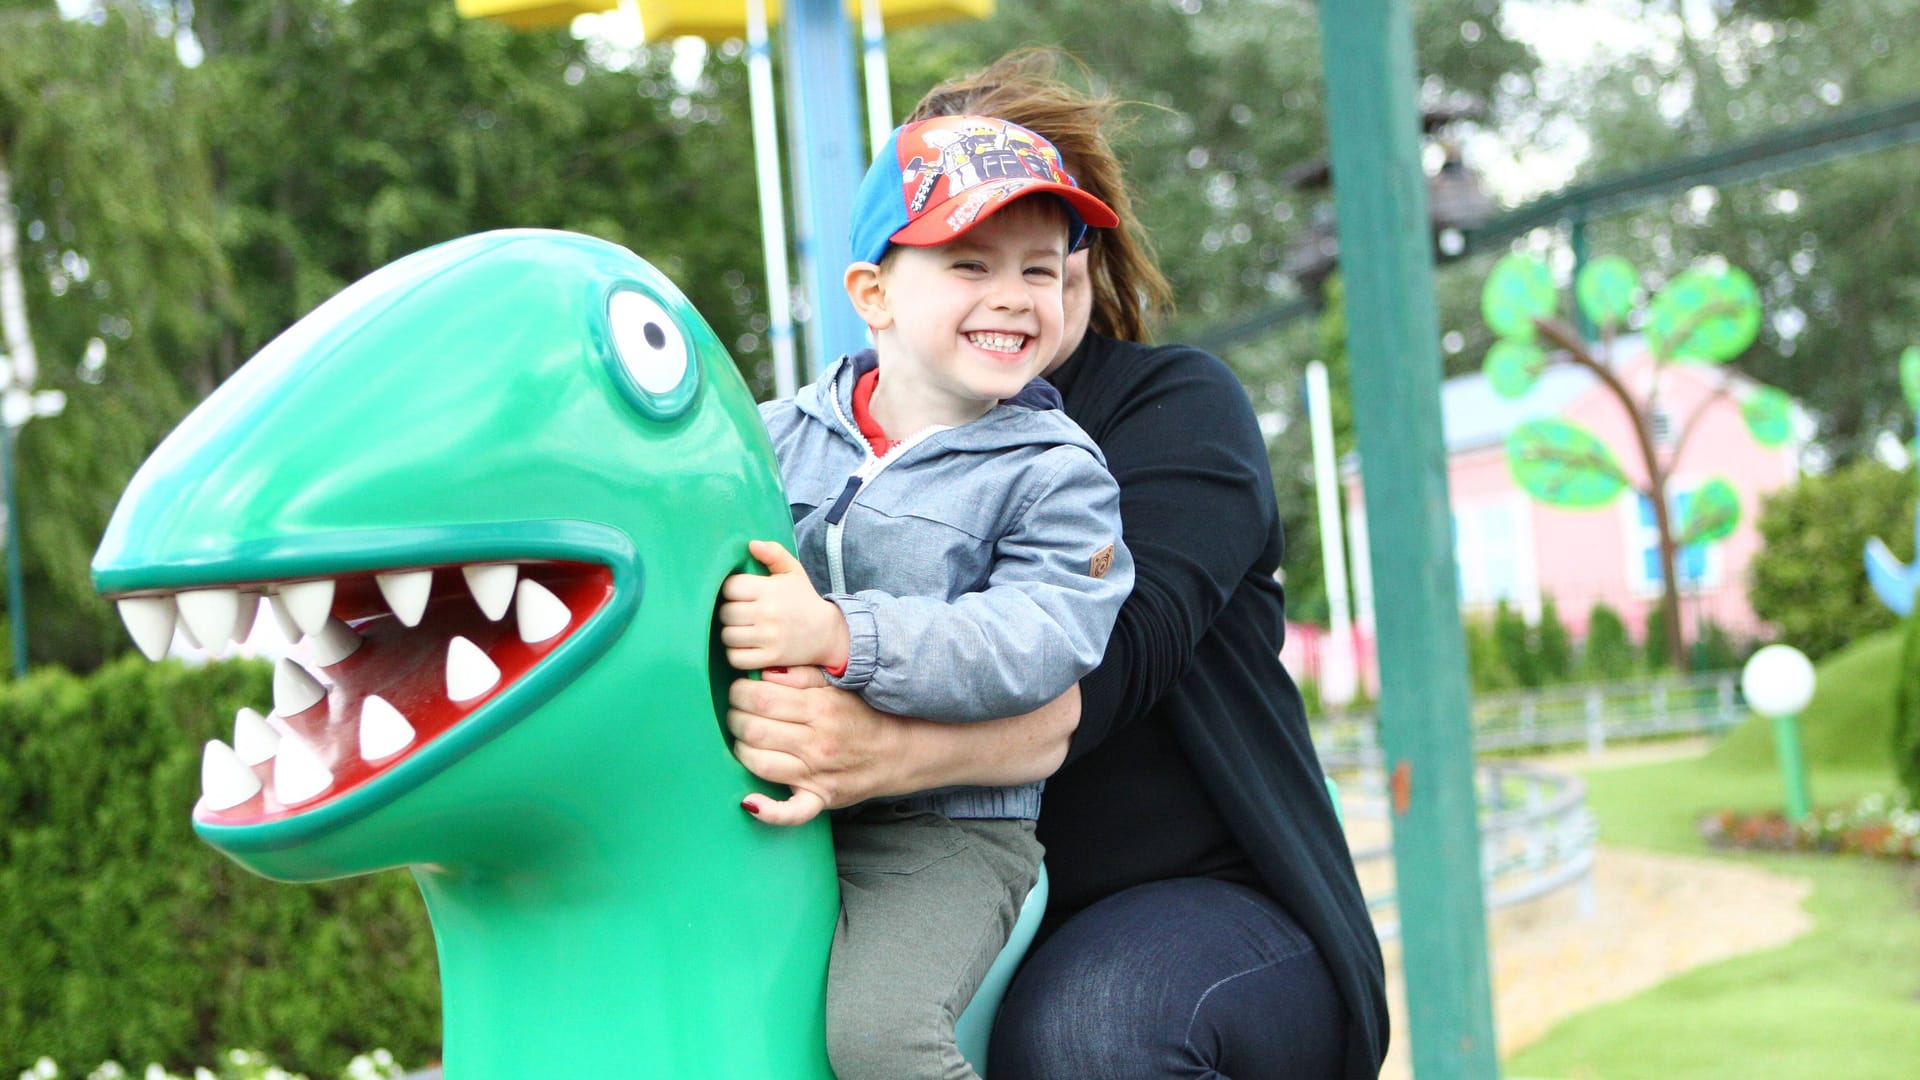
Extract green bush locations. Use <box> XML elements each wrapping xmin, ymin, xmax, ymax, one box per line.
<box><xmin>1580</xmin><ymin>603</ymin><xmax>1635</xmax><ymax>681</ymax></box>
<box><xmin>1690</xmin><ymin>618</ymin><xmax>1743</xmax><ymax>672</ymax></box>
<box><xmin>1534</xmin><ymin>596</ymin><xmax>1573</xmax><ymax>684</ymax></box>
<box><xmin>1896</xmin><ymin>615</ymin><xmax>1920</xmax><ymax>806</ymax></box>
<box><xmin>1748</xmin><ymin>459</ymin><xmax>1917</xmax><ymax>661</ymax></box>
<box><xmin>1463</xmin><ymin>617</ymin><xmax>1513</xmax><ymax>692</ymax></box>
<box><xmin>1642</xmin><ymin>599</ymin><xmax>1673</xmax><ymax>672</ymax></box>
<box><xmin>0</xmin><ymin>657</ymin><xmax>440</xmax><ymax>1075</ymax></box>
<box><xmin>1492</xmin><ymin>600</ymin><xmax>1538</xmax><ymax>688</ymax></box>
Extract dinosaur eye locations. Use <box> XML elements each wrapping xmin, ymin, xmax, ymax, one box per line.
<box><xmin>606</xmin><ymin>288</ymin><xmax>696</xmax><ymax>416</ymax></box>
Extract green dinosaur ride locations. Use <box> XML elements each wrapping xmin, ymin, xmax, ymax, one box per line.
<box><xmin>93</xmin><ymin>230</ymin><xmax>841</xmax><ymax>1077</ymax></box>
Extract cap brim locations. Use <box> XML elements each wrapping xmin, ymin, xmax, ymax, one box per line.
<box><xmin>889</xmin><ymin>179</ymin><xmax>1119</xmax><ymax>251</ymax></box>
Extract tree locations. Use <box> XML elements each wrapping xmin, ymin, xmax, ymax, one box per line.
<box><xmin>1479</xmin><ymin>251</ymin><xmax>1780</xmax><ymax>669</ymax></box>
<box><xmin>1581</xmin><ymin>601</ymin><xmax>1635</xmax><ymax>681</ymax></box>
<box><xmin>1534</xmin><ymin>594</ymin><xmax>1572</xmax><ymax>684</ymax></box>
<box><xmin>1553</xmin><ymin>0</ymin><xmax>1920</xmax><ymax>461</ymax></box>
<box><xmin>1</xmin><ymin>0</ymin><xmax>772</xmax><ymax>668</ymax></box>
<box><xmin>1492</xmin><ymin>599</ymin><xmax>1537</xmax><ymax>688</ymax></box>
<box><xmin>1749</xmin><ymin>458</ymin><xmax>1915</xmax><ymax>661</ymax></box>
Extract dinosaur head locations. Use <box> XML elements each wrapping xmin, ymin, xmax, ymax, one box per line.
<box><xmin>92</xmin><ymin>230</ymin><xmax>795</xmax><ymax>881</ymax></box>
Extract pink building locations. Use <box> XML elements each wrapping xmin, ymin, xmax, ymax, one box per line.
<box><xmin>1337</xmin><ymin>345</ymin><xmax>1803</xmax><ymax>671</ymax></box>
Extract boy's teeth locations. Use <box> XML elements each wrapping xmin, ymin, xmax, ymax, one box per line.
<box><xmin>967</xmin><ymin>332</ymin><xmax>1025</xmax><ymax>353</ymax></box>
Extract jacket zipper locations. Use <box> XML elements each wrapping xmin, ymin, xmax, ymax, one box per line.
<box><xmin>822</xmin><ymin>375</ymin><xmax>945</xmax><ymax>595</ymax></box>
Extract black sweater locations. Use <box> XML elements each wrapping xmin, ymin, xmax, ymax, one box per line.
<box><xmin>1041</xmin><ymin>332</ymin><xmax>1389</xmax><ymax>1078</ymax></box>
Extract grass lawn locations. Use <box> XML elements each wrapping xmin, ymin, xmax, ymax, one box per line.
<box><xmin>1504</xmin><ymin>631</ymin><xmax>1920</xmax><ymax>1080</ymax></box>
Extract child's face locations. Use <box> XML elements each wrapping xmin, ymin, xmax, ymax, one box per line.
<box><xmin>874</xmin><ymin>199</ymin><xmax>1068</xmax><ymax>420</ymax></box>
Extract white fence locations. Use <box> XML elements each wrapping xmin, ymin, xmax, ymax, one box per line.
<box><xmin>1315</xmin><ymin>673</ymin><xmax>1740</xmax><ymax>939</ymax></box>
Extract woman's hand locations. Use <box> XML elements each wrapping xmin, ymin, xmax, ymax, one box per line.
<box><xmin>728</xmin><ymin>667</ymin><xmax>905</xmax><ymax>825</ymax></box>
<box><xmin>727</xmin><ymin>669</ymin><xmax>1081</xmax><ymax>826</ymax></box>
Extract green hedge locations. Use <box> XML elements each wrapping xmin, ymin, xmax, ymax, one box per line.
<box><xmin>0</xmin><ymin>656</ymin><xmax>440</xmax><ymax>1075</ymax></box>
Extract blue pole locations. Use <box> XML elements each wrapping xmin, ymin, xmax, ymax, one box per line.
<box><xmin>778</xmin><ymin>0</ymin><xmax>868</xmax><ymax>377</ymax></box>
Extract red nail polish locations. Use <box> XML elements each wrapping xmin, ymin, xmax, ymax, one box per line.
<box><xmin>767</xmin><ymin>666</ymin><xmax>788</xmax><ymax>674</ymax></box>
<box><xmin>742</xmin><ymin>799</ymin><xmax>761</xmax><ymax>815</ymax></box>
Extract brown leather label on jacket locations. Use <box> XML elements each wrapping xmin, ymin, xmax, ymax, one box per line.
<box><xmin>1089</xmin><ymin>543</ymin><xmax>1115</xmax><ymax>579</ymax></box>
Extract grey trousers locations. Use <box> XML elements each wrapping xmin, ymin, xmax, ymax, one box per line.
<box><xmin>827</xmin><ymin>805</ymin><xmax>1044</xmax><ymax>1080</ymax></box>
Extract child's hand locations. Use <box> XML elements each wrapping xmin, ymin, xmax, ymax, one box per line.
<box><xmin>741</xmin><ymin>787</ymin><xmax>827</xmax><ymax>827</ymax></box>
<box><xmin>718</xmin><ymin>540</ymin><xmax>851</xmax><ymax>673</ymax></box>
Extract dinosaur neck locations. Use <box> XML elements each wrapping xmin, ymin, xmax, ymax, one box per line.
<box><xmin>414</xmin><ymin>807</ymin><xmax>839</xmax><ymax>1077</ymax></box>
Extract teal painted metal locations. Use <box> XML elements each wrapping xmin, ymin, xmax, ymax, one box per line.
<box><xmin>2</xmin><ymin>424</ymin><xmax>23</xmax><ymax>677</ymax></box>
<box><xmin>1316</xmin><ymin>4</ymin><xmax>1499</xmax><ymax>1077</ymax></box>
<box><xmin>93</xmin><ymin>232</ymin><xmax>840</xmax><ymax>1076</ymax></box>
<box><xmin>1772</xmin><ymin>712</ymin><xmax>1813</xmax><ymax>822</ymax></box>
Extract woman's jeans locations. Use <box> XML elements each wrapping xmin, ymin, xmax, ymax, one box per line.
<box><xmin>988</xmin><ymin>877</ymin><xmax>1348</xmax><ymax>1079</ymax></box>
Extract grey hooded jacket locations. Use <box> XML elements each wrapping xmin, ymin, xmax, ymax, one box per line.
<box><xmin>759</xmin><ymin>350</ymin><xmax>1133</xmax><ymax>820</ymax></box>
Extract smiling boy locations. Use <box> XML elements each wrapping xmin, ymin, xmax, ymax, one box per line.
<box><xmin>717</xmin><ymin>115</ymin><xmax>1133</xmax><ymax>1079</ymax></box>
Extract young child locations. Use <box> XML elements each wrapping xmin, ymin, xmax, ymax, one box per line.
<box><xmin>717</xmin><ymin>114</ymin><xmax>1133</xmax><ymax>1080</ymax></box>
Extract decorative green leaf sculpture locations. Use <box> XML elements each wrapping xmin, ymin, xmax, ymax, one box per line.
<box><xmin>1676</xmin><ymin>478</ymin><xmax>1741</xmax><ymax>546</ymax></box>
<box><xmin>1484</xmin><ymin>340</ymin><xmax>1548</xmax><ymax>399</ymax></box>
<box><xmin>1506</xmin><ymin>419</ymin><xmax>1630</xmax><ymax>508</ymax></box>
<box><xmin>1482</xmin><ymin>253</ymin><xmax>1557</xmax><ymax>341</ymax></box>
<box><xmin>1575</xmin><ymin>256</ymin><xmax>1639</xmax><ymax>329</ymax></box>
<box><xmin>1646</xmin><ymin>265</ymin><xmax>1761</xmax><ymax>363</ymax></box>
<box><xmin>1742</xmin><ymin>386</ymin><xmax>1793</xmax><ymax>447</ymax></box>
<box><xmin>1900</xmin><ymin>345</ymin><xmax>1920</xmax><ymax>413</ymax></box>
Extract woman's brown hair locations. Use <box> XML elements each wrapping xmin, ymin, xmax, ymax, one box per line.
<box><xmin>909</xmin><ymin>48</ymin><xmax>1174</xmax><ymax>344</ymax></box>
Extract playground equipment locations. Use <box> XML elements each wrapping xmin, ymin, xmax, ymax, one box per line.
<box><xmin>91</xmin><ymin>230</ymin><xmax>1035</xmax><ymax>1076</ymax></box>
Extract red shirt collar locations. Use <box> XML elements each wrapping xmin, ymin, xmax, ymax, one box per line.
<box><xmin>850</xmin><ymin>367</ymin><xmax>896</xmax><ymax>457</ymax></box>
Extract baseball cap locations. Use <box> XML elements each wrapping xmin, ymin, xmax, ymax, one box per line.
<box><xmin>849</xmin><ymin>114</ymin><xmax>1120</xmax><ymax>267</ymax></box>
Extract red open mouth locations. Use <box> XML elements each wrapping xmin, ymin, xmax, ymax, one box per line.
<box><xmin>112</xmin><ymin>560</ymin><xmax>613</xmax><ymax>825</ymax></box>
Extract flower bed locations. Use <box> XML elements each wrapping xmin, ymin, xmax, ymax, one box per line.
<box><xmin>1699</xmin><ymin>792</ymin><xmax>1920</xmax><ymax>859</ymax></box>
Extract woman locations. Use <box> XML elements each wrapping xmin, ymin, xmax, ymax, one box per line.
<box><xmin>727</xmin><ymin>49</ymin><xmax>1388</xmax><ymax>1079</ymax></box>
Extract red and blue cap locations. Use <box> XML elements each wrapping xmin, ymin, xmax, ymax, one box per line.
<box><xmin>850</xmin><ymin>114</ymin><xmax>1119</xmax><ymax>267</ymax></box>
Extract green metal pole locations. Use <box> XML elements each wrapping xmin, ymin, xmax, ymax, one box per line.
<box><xmin>1771</xmin><ymin>712</ymin><xmax>1812</xmax><ymax>822</ymax></box>
<box><xmin>2</xmin><ymin>423</ymin><xmax>25</xmax><ymax>678</ymax></box>
<box><xmin>1316</xmin><ymin>4</ymin><xmax>1499</xmax><ymax>1077</ymax></box>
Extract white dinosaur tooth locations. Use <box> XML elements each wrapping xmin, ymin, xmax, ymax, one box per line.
<box><xmin>272</xmin><ymin>657</ymin><xmax>327</xmax><ymax>716</ymax></box>
<box><xmin>231</xmin><ymin>592</ymin><xmax>263</xmax><ymax>643</ymax></box>
<box><xmin>306</xmin><ymin>616</ymin><xmax>365</xmax><ymax>667</ymax></box>
<box><xmin>445</xmin><ymin>636</ymin><xmax>500</xmax><ymax>702</ymax></box>
<box><xmin>272</xmin><ymin>735</ymin><xmax>334</xmax><ymax>805</ymax></box>
<box><xmin>176</xmin><ymin>616</ymin><xmax>204</xmax><ymax>651</ymax></box>
<box><xmin>375</xmin><ymin>569</ymin><xmax>433</xmax><ymax>628</ymax></box>
<box><xmin>514</xmin><ymin>579</ymin><xmax>572</xmax><ymax>645</ymax></box>
<box><xmin>278</xmin><ymin>578</ymin><xmax>337</xmax><ymax>637</ymax></box>
<box><xmin>358</xmin><ymin>694</ymin><xmax>415</xmax><ymax>760</ymax></box>
<box><xmin>462</xmin><ymin>564</ymin><xmax>518</xmax><ymax>622</ymax></box>
<box><xmin>177</xmin><ymin>588</ymin><xmax>241</xmax><ymax>651</ymax></box>
<box><xmin>200</xmin><ymin>740</ymin><xmax>262</xmax><ymax>811</ymax></box>
<box><xmin>117</xmin><ymin>595</ymin><xmax>177</xmax><ymax>662</ymax></box>
<box><xmin>232</xmin><ymin>706</ymin><xmax>281</xmax><ymax>766</ymax></box>
<box><xmin>267</xmin><ymin>591</ymin><xmax>303</xmax><ymax>640</ymax></box>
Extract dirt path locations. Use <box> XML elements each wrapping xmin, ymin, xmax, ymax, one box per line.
<box><xmin>1359</xmin><ymin>740</ymin><xmax>1815</xmax><ymax>1079</ymax></box>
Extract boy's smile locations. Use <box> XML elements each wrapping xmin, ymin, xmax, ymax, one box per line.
<box><xmin>854</xmin><ymin>198</ymin><xmax>1069</xmax><ymax>434</ymax></box>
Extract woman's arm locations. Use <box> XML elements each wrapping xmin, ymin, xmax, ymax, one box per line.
<box><xmin>727</xmin><ymin>668</ymin><xmax>1079</xmax><ymax>824</ymax></box>
<box><xmin>1068</xmin><ymin>344</ymin><xmax>1278</xmax><ymax>756</ymax></box>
